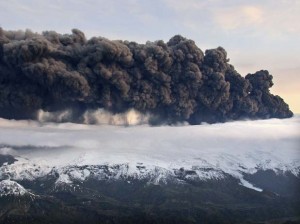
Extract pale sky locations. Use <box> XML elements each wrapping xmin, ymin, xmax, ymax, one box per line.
<box><xmin>0</xmin><ymin>0</ymin><xmax>299</xmax><ymax>112</ymax></box>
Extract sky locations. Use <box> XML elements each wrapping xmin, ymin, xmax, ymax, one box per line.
<box><xmin>0</xmin><ymin>0</ymin><xmax>299</xmax><ymax>112</ymax></box>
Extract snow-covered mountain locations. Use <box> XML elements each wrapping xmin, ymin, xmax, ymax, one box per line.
<box><xmin>0</xmin><ymin>179</ymin><xmax>29</xmax><ymax>197</ymax></box>
<box><xmin>0</xmin><ymin>116</ymin><xmax>299</xmax><ymax>223</ymax></box>
<box><xmin>0</xmin><ymin>116</ymin><xmax>299</xmax><ymax>193</ymax></box>
<box><xmin>0</xmin><ymin>149</ymin><xmax>299</xmax><ymax>193</ymax></box>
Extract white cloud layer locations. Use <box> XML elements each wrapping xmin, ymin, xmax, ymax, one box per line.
<box><xmin>0</xmin><ymin>116</ymin><xmax>299</xmax><ymax>169</ymax></box>
<box><xmin>0</xmin><ymin>116</ymin><xmax>299</xmax><ymax>191</ymax></box>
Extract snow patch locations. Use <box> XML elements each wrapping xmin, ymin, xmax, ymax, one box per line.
<box><xmin>55</xmin><ymin>173</ymin><xmax>73</xmax><ymax>185</ymax></box>
<box><xmin>239</xmin><ymin>179</ymin><xmax>263</xmax><ymax>192</ymax></box>
<box><xmin>0</xmin><ymin>179</ymin><xmax>28</xmax><ymax>197</ymax></box>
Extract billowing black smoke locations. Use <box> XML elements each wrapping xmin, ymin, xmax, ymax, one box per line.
<box><xmin>0</xmin><ymin>28</ymin><xmax>293</xmax><ymax>124</ymax></box>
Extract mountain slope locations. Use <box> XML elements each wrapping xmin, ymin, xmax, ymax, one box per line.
<box><xmin>0</xmin><ymin>116</ymin><xmax>299</xmax><ymax>223</ymax></box>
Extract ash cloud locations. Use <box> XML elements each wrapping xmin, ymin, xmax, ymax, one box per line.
<box><xmin>0</xmin><ymin>28</ymin><xmax>293</xmax><ymax>124</ymax></box>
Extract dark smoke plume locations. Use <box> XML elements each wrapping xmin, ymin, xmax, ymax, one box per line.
<box><xmin>0</xmin><ymin>28</ymin><xmax>293</xmax><ymax>124</ymax></box>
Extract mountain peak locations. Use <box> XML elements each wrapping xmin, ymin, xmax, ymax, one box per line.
<box><xmin>0</xmin><ymin>179</ymin><xmax>28</xmax><ymax>197</ymax></box>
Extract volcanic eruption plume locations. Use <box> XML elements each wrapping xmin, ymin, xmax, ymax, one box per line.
<box><xmin>0</xmin><ymin>28</ymin><xmax>293</xmax><ymax>124</ymax></box>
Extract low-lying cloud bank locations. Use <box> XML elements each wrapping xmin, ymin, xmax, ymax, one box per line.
<box><xmin>0</xmin><ymin>116</ymin><xmax>299</xmax><ymax>191</ymax></box>
<box><xmin>0</xmin><ymin>28</ymin><xmax>293</xmax><ymax>124</ymax></box>
<box><xmin>0</xmin><ymin>116</ymin><xmax>299</xmax><ymax>168</ymax></box>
